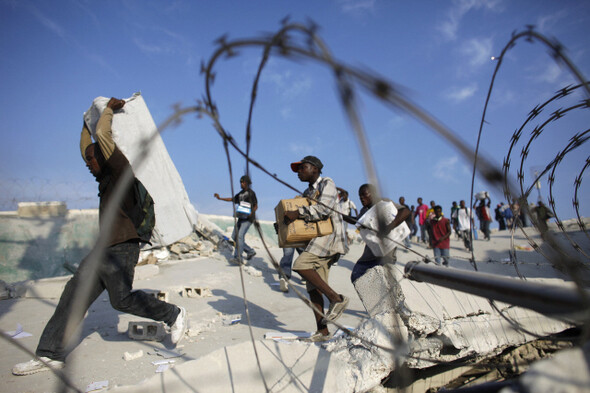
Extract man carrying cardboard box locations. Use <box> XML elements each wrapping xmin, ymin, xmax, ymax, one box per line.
<box><xmin>284</xmin><ymin>156</ymin><xmax>349</xmax><ymax>342</ymax></box>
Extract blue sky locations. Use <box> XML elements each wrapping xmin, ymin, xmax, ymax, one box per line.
<box><xmin>1</xmin><ymin>0</ymin><xmax>589</xmax><ymax>222</ymax></box>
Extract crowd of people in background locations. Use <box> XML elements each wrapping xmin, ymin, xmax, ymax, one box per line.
<box><xmin>333</xmin><ymin>190</ymin><xmax>556</xmax><ymax>268</ymax></box>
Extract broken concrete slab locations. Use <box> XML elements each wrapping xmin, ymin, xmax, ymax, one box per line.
<box><xmin>513</xmin><ymin>342</ymin><xmax>590</xmax><ymax>393</ymax></box>
<box><xmin>325</xmin><ymin>264</ymin><xmax>573</xmax><ymax>392</ymax></box>
<box><xmin>110</xmin><ymin>340</ymin><xmax>349</xmax><ymax>393</ymax></box>
<box><xmin>9</xmin><ymin>275</ymin><xmax>69</xmax><ymax>299</ymax></box>
<box><xmin>137</xmin><ymin>252</ymin><xmax>157</xmax><ymax>266</ymax></box>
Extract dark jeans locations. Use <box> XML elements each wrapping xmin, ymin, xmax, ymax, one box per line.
<box><xmin>481</xmin><ymin>220</ymin><xmax>491</xmax><ymax>239</ymax></box>
<box><xmin>419</xmin><ymin>223</ymin><xmax>429</xmax><ymax>243</ymax></box>
<box><xmin>232</xmin><ymin>219</ymin><xmax>255</xmax><ymax>259</ymax></box>
<box><xmin>279</xmin><ymin>248</ymin><xmax>295</xmax><ymax>279</ymax></box>
<box><xmin>460</xmin><ymin>230</ymin><xmax>473</xmax><ymax>251</ymax></box>
<box><xmin>36</xmin><ymin>241</ymin><xmax>179</xmax><ymax>361</ymax></box>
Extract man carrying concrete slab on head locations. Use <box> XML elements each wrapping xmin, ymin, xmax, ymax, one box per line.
<box><xmin>283</xmin><ymin>156</ymin><xmax>349</xmax><ymax>342</ymax></box>
<box><xmin>350</xmin><ymin>184</ymin><xmax>410</xmax><ymax>283</ymax></box>
<box><xmin>13</xmin><ymin>98</ymin><xmax>187</xmax><ymax>376</ymax></box>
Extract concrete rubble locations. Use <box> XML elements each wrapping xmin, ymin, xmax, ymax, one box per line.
<box><xmin>325</xmin><ymin>264</ymin><xmax>574</xmax><ymax>392</ymax></box>
<box><xmin>503</xmin><ymin>342</ymin><xmax>590</xmax><ymax>393</ymax></box>
<box><xmin>110</xmin><ymin>340</ymin><xmax>349</xmax><ymax>393</ymax></box>
<box><xmin>2</xmin><ymin>216</ymin><xmax>587</xmax><ymax>393</ymax></box>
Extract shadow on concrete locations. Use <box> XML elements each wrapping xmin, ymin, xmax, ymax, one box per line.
<box><xmin>208</xmin><ymin>289</ymin><xmax>293</xmax><ymax>333</ymax></box>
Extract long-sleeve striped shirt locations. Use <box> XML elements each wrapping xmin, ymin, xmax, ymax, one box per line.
<box><xmin>299</xmin><ymin>176</ymin><xmax>348</xmax><ymax>257</ymax></box>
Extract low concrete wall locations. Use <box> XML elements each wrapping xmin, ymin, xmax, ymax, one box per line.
<box><xmin>0</xmin><ymin>210</ymin><xmax>99</xmax><ymax>283</ymax></box>
<box><xmin>0</xmin><ymin>210</ymin><xmax>278</xmax><ymax>284</ymax></box>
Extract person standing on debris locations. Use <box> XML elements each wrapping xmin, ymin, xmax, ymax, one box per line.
<box><xmin>533</xmin><ymin>201</ymin><xmax>553</xmax><ymax>232</ymax></box>
<box><xmin>350</xmin><ymin>184</ymin><xmax>410</xmax><ymax>283</ymax></box>
<box><xmin>214</xmin><ymin>175</ymin><xmax>258</xmax><ymax>264</ymax></box>
<box><xmin>13</xmin><ymin>98</ymin><xmax>187</xmax><ymax>376</ymax></box>
<box><xmin>337</xmin><ymin>188</ymin><xmax>358</xmax><ymax>218</ymax></box>
<box><xmin>425</xmin><ymin>200</ymin><xmax>437</xmax><ymax>248</ymax></box>
<box><xmin>336</xmin><ymin>187</ymin><xmax>358</xmax><ymax>246</ymax></box>
<box><xmin>476</xmin><ymin>195</ymin><xmax>492</xmax><ymax>241</ymax></box>
<box><xmin>278</xmin><ymin>246</ymin><xmax>303</xmax><ymax>292</ymax></box>
<box><xmin>430</xmin><ymin>205</ymin><xmax>451</xmax><ymax>266</ymax></box>
<box><xmin>398</xmin><ymin>196</ymin><xmax>412</xmax><ymax>250</ymax></box>
<box><xmin>495</xmin><ymin>203</ymin><xmax>506</xmax><ymax>231</ymax></box>
<box><xmin>415</xmin><ymin>198</ymin><xmax>429</xmax><ymax>244</ymax></box>
<box><xmin>284</xmin><ymin>156</ymin><xmax>348</xmax><ymax>342</ymax></box>
<box><xmin>452</xmin><ymin>200</ymin><xmax>474</xmax><ymax>251</ymax></box>
<box><xmin>450</xmin><ymin>201</ymin><xmax>460</xmax><ymax>238</ymax></box>
<box><xmin>410</xmin><ymin>204</ymin><xmax>417</xmax><ymax>240</ymax></box>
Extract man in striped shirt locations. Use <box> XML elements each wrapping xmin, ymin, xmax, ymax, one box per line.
<box><xmin>284</xmin><ymin>156</ymin><xmax>349</xmax><ymax>342</ymax></box>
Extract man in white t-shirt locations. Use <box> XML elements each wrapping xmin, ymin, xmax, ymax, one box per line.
<box><xmin>452</xmin><ymin>199</ymin><xmax>474</xmax><ymax>251</ymax></box>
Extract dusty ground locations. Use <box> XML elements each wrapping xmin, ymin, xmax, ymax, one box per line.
<box><xmin>0</xmin><ymin>222</ymin><xmax>586</xmax><ymax>393</ymax></box>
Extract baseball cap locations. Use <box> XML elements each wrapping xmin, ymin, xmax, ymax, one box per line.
<box><xmin>290</xmin><ymin>155</ymin><xmax>323</xmax><ymax>172</ymax></box>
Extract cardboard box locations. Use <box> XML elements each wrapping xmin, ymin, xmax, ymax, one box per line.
<box><xmin>274</xmin><ymin>198</ymin><xmax>333</xmax><ymax>248</ymax></box>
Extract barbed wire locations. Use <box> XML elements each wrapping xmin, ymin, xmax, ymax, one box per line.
<box><xmin>2</xmin><ymin>20</ymin><xmax>589</xmax><ymax>392</ymax></box>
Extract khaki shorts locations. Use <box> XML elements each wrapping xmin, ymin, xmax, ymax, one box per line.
<box><xmin>293</xmin><ymin>251</ymin><xmax>340</xmax><ymax>292</ymax></box>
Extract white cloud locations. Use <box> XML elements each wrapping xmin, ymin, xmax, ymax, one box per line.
<box><xmin>446</xmin><ymin>83</ymin><xmax>478</xmax><ymax>102</ymax></box>
<box><xmin>536</xmin><ymin>62</ymin><xmax>562</xmax><ymax>84</ymax></box>
<box><xmin>536</xmin><ymin>10</ymin><xmax>568</xmax><ymax>33</ymax></box>
<box><xmin>387</xmin><ymin>116</ymin><xmax>405</xmax><ymax>131</ymax></box>
<box><xmin>24</xmin><ymin>2</ymin><xmax>66</xmax><ymax>40</ymax></box>
<box><xmin>133</xmin><ymin>38</ymin><xmax>168</xmax><ymax>55</ymax></box>
<box><xmin>266</xmin><ymin>70</ymin><xmax>313</xmax><ymax>100</ymax></box>
<box><xmin>289</xmin><ymin>141</ymin><xmax>315</xmax><ymax>156</ymax></box>
<box><xmin>337</xmin><ymin>0</ymin><xmax>376</xmax><ymax>14</ymax></box>
<box><xmin>18</xmin><ymin>1</ymin><xmax>119</xmax><ymax>76</ymax></box>
<box><xmin>280</xmin><ymin>107</ymin><xmax>292</xmax><ymax>118</ymax></box>
<box><xmin>438</xmin><ymin>0</ymin><xmax>503</xmax><ymax>41</ymax></box>
<box><xmin>460</xmin><ymin>37</ymin><xmax>494</xmax><ymax>67</ymax></box>
<box><xmin>433</xmin><ymin>155</ymin><xmax>471</xmax><ymax>181</ymax></box>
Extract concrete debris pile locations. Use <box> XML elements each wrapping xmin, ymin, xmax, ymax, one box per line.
<box><xmin>326</xmin><ymin>264</ymin><xmax>573</xmax><ymax>393</ymax></box>
<box><xmin>138</xmin><ymin>216</ymin><xmax>234</xmax><ymax>264</ymax></box>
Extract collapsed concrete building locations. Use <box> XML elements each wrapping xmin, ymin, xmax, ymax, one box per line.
<box><xmin>106</xmin><ymin>256</ymin><xmax>586</xmax><ymax>393</ymax></box>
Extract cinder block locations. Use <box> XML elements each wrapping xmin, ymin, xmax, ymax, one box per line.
<box><xmin>353</xmin><ymin>264</ymin><xmax>403</xmax><ymax>317</ymax></box>
<box><xmin>183</xmin><ymin>287</ymin><xmax>212</xmax><ymax>298</ymax></box>
<box><xmin>156</xmin><ymin>291</ymin><xmax>169</xmax><ymax>302</ymax></box>
<box><xmin>145</xmin><ymin>290</ymin><xmax>169</xmax><ymax>303</ymax></box>
<box><xmin>128</xmin><ymin>321</ymin><xmax>165</xmax><ymax>341</ymax></box>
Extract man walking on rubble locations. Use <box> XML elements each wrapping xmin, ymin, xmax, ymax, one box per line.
<box><xmin>398</xmin><ymin>196</ymin><xmax>412</xmax><ymax>250</ymax></box>
<box><xmin>452</xmin><ymin>199</ymin><xmax>474</xmax><ymax>252</ymax></box>
<box><xmin>430</xmin><ymin>205</ymin><xmax>451</xmax><ymax>266</ymax></box>
<box><xmin>284</xmin><ymin>156</ymin><xmax>349</xmax><ymax>342</ymax></box>
<box><xmin>415</xmin><ymin>198</ymin><xmax>429</xmax><ymax>244</ymax></box>
<box><xmin>13</xmin><ymin>98</ymin><xmax>187</xmax><ymax>376</ymax></box>
<box><xmin>214</xmin><ymin>175</ymin><xmax>258</xmax><ymax>264</ymax></box>
<box><xmin>350</xmin><ymin>185</ymin><xmax>410</xmax><ymax>283</ymax></box>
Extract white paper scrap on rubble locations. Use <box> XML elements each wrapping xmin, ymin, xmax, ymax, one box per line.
<box><xmin>151</xmin><ymin>359</ymin><xmax>176</xmax><ymax>366</ymax></box>
<box><xmin>6</xmin><ymin>324</ymin><xmax>33</xmax><ymax>339</ymax></box>
<box><xmin>85</xmin><ymin>380</ymin><xmax>108</xmax><ymax>392</ymax></box>
<box><xmin>264</xmin><ymin>332</ymin><xmax>304</xmax><ymax>340</ymax></box>
<box><xmin>155</xmin><ymin>364</ymin><xmax>170</xmax><ymax>373</ymax></box>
